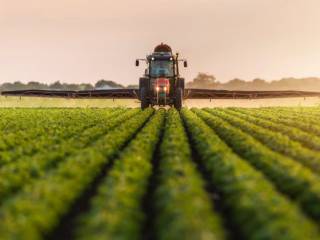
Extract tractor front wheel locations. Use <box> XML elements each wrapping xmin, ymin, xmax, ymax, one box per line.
<box><xmin>174</xmin><ymin>87</ymin><xmax>183</xmax><ymax>110</ymax></box>
<box><xmin>140</xmin><ymin>87</ymin><xmax>149</xmax><ymax>109</ymax></box>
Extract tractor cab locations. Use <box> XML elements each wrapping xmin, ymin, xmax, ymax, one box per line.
<box><xmin>136</xmin><ymin>43</ymin><xmax>187</xmax><ymax>109</ymax></box>
<box><xmin>150</xmin><ymin>58</ymin><xmax>174</xmax><ymax>78</ymax></box>
<box><xmin>149</xmin><ymin>52</ymin><xmax>175</xmax><ymax>78</ymax></box>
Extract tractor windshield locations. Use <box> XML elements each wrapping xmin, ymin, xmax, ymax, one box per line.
<box><xmin>150</xmin><ymin>60</ymin><xmax>174</xmax><ymax>77</ymax></box>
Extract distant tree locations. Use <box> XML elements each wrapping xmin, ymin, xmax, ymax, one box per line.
<box><xmin>95</xmin><ymin>79</ymin><xmax>124</xmax><ymax>89</ymax></box>
<box><xmin>62</xmin><ymin>83</ymin><xmax>80</xmax><ymax>91</ymax></box>
<box><xmin>49</xmin><ymin>81</ymin><xmax>63</xmax><ymax>90</ymax></box>
<box><xmin>228</xmin><ymin>78</ymin><xmax>246</xmax><ymax>85</ymax></box>
<box><xmin>79</xmin><ymin>83</ymin><xmax>94</xmax><ymax>90</ymax></box>
<box><xmin>187</xmin><ymin>73</ymin><xmax>217</xmax><ymax>89</ymax></box>
<box><xmin>95</xmin><ymin>80</ymin><xmax>109</xmax><ymax>88</ymax></box>
<box><xmin>250</xmin><ymin>78</ymin><xmax>268</xmax><ymax>90</ymax></box>
<box><xmin>223</xmin><ymin>78</ymin><xmax>247</xmax><ymax>90</ymax></box>
<box><xmin>13</xmin><ymin>81</ymin><xmax>27</xmax><ymax>90</ymax></box>
<box><xmin>27</xmin><ymin>81</ymin><xmax>47</xmax><ymax>90</ymax></box>
<box><xmin>0</xmin><ymin>83</ymin><xmax>12</xmax><ymax>91</ymax></box>
<box><xmin>252</xmin><ymin>78</ymin><xmax>266</xmax><ymax>85</ymax></box>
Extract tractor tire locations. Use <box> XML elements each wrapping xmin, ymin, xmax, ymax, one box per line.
<box><xmin>140</xmin><ymin>87</ymin><xmax>149</xmax><ymax>109</ymax></box>
<box><xmin>177</xmin><ymin>78</ymin><xmax>185</xmax><ymax>90</ymax></box>
<box><xmin>174</xmin><ymin>87</ymin><xmax>183</xmax><ymax>110</ymax></box>
<box><xmin>139</xmin><ymin>77</ymin><xmax>149</xmax><ymax>91</ymax></box>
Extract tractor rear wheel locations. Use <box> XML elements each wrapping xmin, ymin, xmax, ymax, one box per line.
<box><xmin>174</xmin><ymin>87</ymin><xmax>183</xmax><ymax>110</ymax></box>
<box><xmin>177</xmin><ymin>78</ymin><xmax>185</xmax><ymax>90</ymax></box>
<box><xmin>140</xmin><ymin>87</ymin><xmax>149</xmax><ymax>109</ymax></box>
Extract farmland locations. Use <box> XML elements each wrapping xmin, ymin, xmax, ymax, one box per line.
<box><xmin>0</xmin><ymin>107</ymin><xmax>320</xmax><ymax>240</ymax></box>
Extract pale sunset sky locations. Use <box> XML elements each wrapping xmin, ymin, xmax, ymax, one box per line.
<box><xmin>1</xmin><ymin>0</ymin><xmax>320</xmax><ymax>85</ymax></box>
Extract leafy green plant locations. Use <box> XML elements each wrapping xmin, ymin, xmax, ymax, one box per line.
<box><xmin>224</xmin><ymin>108</ymin><xmax>320</xmax><ymax>151</ymax></box>
<box><xmin>193</xmin><ymin>108</ymin><xmax>320</xmax><ymax>221</ymax></box>
<box><xmin>0</xmin><ymin>107</ymin><xmax>319</xmax><ymax>239</ymax></box>
<box><xmin>233</xmin><ymin>107</ymin><xmax>320</xmax><ymax>135</ymax></box>
<box><xmin>182</xmin><ymin>108</ymin><xmax>320</xmax><ymax>240</ymax></box>
<box><xmin>0</xmin><ymin>109</ymin><xmax>153</xmax><ymax>240</ymax></box>
<box><xmin>76</xmin><ymin>109</ymin><xmax>164</xmax><ymax>240</ymax></box>
<box><xmin>205</xmin><ymin>108</ymin><xmax>320</xmax><ymax>174</ymax></box>
<box><xmin>154</xmin><ymin>109</ymin><xmax>225</xmax><ymax>240</ymax></box>
<box><xmin>0</xmin><ymin>108</ymin><xmax>138</xmax><ymax>202</ymax></box>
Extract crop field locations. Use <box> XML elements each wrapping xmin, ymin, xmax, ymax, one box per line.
<box><xmin>1</xmin><ymin>107</ymin><xmax>320</xmax><ymax>240</ymax></box>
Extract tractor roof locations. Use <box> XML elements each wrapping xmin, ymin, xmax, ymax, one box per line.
<box><xmin>154</xmin><ymin>43</ymin><xmax>172</xmax><ymax>53</ymax></box>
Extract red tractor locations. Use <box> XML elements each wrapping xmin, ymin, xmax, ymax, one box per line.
<box><xmin>135</xmin><ymin>43</ymin><xmax>188</xmax><ymax>109</ymax></box>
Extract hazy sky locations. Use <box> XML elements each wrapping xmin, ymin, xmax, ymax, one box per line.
<box><xmin>1</xmin><ymin>0</ymin><xmax>320</xmax><ymax>85</ymax></box>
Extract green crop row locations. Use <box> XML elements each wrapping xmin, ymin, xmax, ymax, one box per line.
<box><xmin>0</xmin><ymin>109</ymin><xmax>153</xmax><ymax>240</ymax></box>
<box><xmin>223</xmin><ymin>108</ymin><xmax>320</xmax><ymax>151</ymax></box>
<box><xmin>153</xmin><ymin>109</ymin><xmax>225</xmax><ymax>240</ymax></box>
<box><xmin>257</xmin><ymin>107</ymin><xmax>320</xmax><ymax>119</ymax></box>
<box><xmin>0</xmin><ymin>109</ymin><xmax>66</xmax><ymax>132</ymax></box>
<box><xmin>0</xmin><ymin>108</ymin><xmax>139</xmax><ymax>203</ymax></box>
<box><xmin>0</xmin><ymin>107</ymin><xmax>319</xmax><ymax>239</ymax></box>
<box><xmin>236</xmin><ymin>107</ymin><xmax>320</xmax><ymax>131</ymax></box>
<box><xmin>182</xmin><ymin>109</ymin><xmax>320</xmax><ymax>240</ymax></box>
<box><xmin>193</xmin><ymin>109</ymin><xmax>320</xmax><ymax>221</ymax></box>
<box><xmin>76</xmin><ymin>109</ymin><xmax>165</xmax><ymax>240</ymax></box>
<box><xmin>235</xmin><ymin>107</ymin><xmax>320</xmax><ymax>135</ymax></box>
<box><xmin>205</xmin><ymin>108</ymin><xmax>320</xmax><ymax>174</ymax></box>
<box><xmin>0</xmin><ymin>110</ymin><xmax>69</xmax><ymax>159</ymax></box>
<box><xmin>0</xmin><ymin>108</ymin><xmax>123</xmax><ymax>165</ymax></box>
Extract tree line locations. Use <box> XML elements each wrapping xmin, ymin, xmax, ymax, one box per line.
<box><xmin>187</xmin><ymin>73</ymin><xmax>320</xmax><ymax>91</ymax></box>
<box><xmin>0</xmin><ymin>80</ymin><xmax>127</xmax><ymax>92</ymax></box>
<box><xmin>1</xmin><ymin>74</ymin><xmax>320</xmax><ymax>91</ymax></box>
